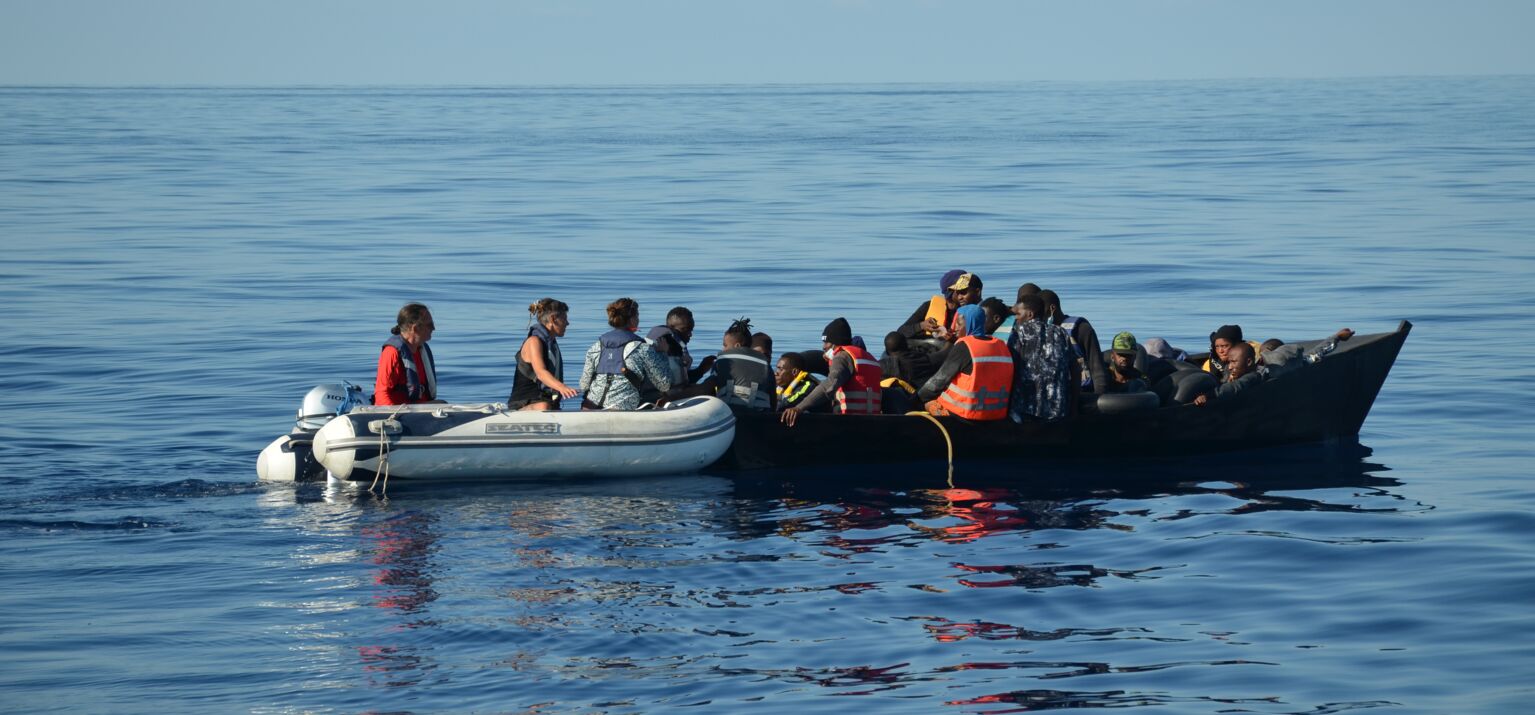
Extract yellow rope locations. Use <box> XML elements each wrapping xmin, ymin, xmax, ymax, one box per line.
<box><xmin>907</xmin><ymin>411</ymin><xmax>955</xmax><ymax>487</ymax></box>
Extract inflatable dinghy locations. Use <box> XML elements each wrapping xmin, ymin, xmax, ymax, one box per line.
<box><xmin>309</xmin><ymin>396</ymin><xmax>735</xmax><ymax>481</ymax></box>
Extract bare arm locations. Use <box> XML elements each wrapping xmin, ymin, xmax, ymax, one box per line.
<box><xmin>523</xmin><ymin>337</ymin><xmax>579</xmax><ymax>399</ymax></box>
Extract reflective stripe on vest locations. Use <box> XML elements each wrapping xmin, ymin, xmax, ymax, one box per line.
<box><xmin>936</xmin><ymin>336</ymin><xmax>1014</xmax><ymax>421</ymax></box>
<box><xmin>778</xmin><ymin>371</ymin><xmax>816</xmax><ymax>405</ymax></box>
<box><xmin>716</xmin><ymin>350</ymin><xmax>773</xmax><ymax>410</ymax></box>
<box><xmin>833</xmin><ymin>345</ymin><xmax>883</xmax><ymax>415</ymax></box>
<box><xmin>1059</xmin><ymin>315</ymin><xmax>1092</xmax><ymax>390</ymax></box>
<box><xmin>383</xmin><ymin>335</ymin><xmax>436</xmax><ymax>403</ymax></box>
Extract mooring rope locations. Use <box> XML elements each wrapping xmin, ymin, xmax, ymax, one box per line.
<box><xmin>907</xmin><ymin>411</ymin><xmax>955</xmax><ymax>488</ymax></box>
<box><xmin>366</xmin><ymin>404</ymin><xmax>408</xmax><ymax>496</ymax></box>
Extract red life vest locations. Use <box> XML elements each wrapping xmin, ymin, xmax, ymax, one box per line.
<box><xmin>832</xmin><ymin>345</ymin><xmax>883</xmax><ymax>415</ymax></box>
<box><xmin>936</xmin><ymin>336</ymin><xmax>1014</xmax><ymax>421</ymax></box>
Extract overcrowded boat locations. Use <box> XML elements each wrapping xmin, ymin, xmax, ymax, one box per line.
<box><xmin>257</xmin><ymin>321</ymin><xmax>1409</xmax><ymax>482</ymax></box>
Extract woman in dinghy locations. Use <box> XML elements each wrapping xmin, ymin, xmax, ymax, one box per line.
<box><xmin>506</xmin><ymin>298</ymin><xmax>580</xmax><ymax>411</ymax></box>
<box><xmin>579</xmin><ymin>298</ymin><xmax>674</xmax><ymax>410</ymax></box>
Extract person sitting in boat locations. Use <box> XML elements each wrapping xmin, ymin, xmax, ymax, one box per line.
<box><xmin>1103</xmin><ymin>331</ymin><xmax>1149</xmax><ymax>394</ymax></box>
<box><xmin>506</xmin><ymin>298</ymin><xmax>580</xmax><ymax>411</ymax></box>
<box><xmin>896</xmin><ymin>270</ymin><xmax>983</xmax><ymax>341</ymax></box>
<box><xmin>1258</xmin><ymin>328</ymin><xmax>1355</xmax><ymax>380</ymax></box>
<box><xmin>705</xmin><ymin>318</ymin><xmax>776</xmax><ymax>411</ymax></box>
<box><xmin>1202</xmin><ymin>324</ymin><xmax>1264</xmax><ymax>383</ymax></box>
<box><xmin>774</xmin><ymin>351</ymin><xmax>824</xmax><ymax>412</ymax></box>
<box><xmin>917</xmin><ymin>305</ymin><xmax>1015</xmax><ymax>421</ymax></box>
<box><xmin>990</xmin><ymin>283</ymin><xmax>1039</xmax><ymax>338</ymax></box>
<box><xmin>750</xmin><ymin>332</ymin><xmax>773</xmax><ymax>362</ymax></box>
<box><xmin>880</xmin><ymin>331</ymin><xmax>939</xmax><ymax>388</ymax></box>
<box><xmin>780</xmin><ymin>317</ymin><xmax>883</xmax><ymax>426</ymax></box>
<box><xmin>646</xmin><ymin>306</ymin><xmax>716</xmax><ymax>391</ymax></box>
<box><xmin>1039</xmin><ymin>289</ymin><xmax>1109</xmax><ymax>395</ymax></box>
<box><xmin>980</xmin><ymin>296</ymin><xmax>1011</xmax><ymax>337</ymax></box>
<box><xmin>375</xmin><ymin>302</ymin><xmax>442</xmax><ymax>406</ymax></box>
<box><xmin>1193</xmin><ymin>341</ymin><xmax>1262</xmax><ymax>406</ymax></box>
<box><xmin>1007</xmin><ymin>293</ymin><xmax>1073</xmax><ymax>422</ymax></box>
<box><xmin>580</xmin><ymin>298</ymin><xmax>674</xmax><ymax>411</ymax></box>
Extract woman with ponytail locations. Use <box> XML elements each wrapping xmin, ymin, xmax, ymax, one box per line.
<box><xmin>375</xmin><ymin>302</ymin><xmax>440</xmax><ymax>405</ymax></box>
<box><xmin>507</xmin><ymin>298</ymin><xmax>579</xmax><ymax>411</ymax></box>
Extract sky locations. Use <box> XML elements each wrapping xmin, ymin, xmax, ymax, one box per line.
<box><xmin>2</xmin><ymin>0</ymin><xmax>1532</xmax><ymax>85</ymax></box>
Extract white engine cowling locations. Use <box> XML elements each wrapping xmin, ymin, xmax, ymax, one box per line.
<box><xmin>298</xmin><ymin>383</ymin><xmax>369</xmax><ymax>430</ymax></box>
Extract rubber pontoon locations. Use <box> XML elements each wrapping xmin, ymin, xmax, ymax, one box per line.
<box><xmin>715</xmin><ymin>321</ymin><xmax>1411</xmax><ymax>471</ymax></box>
<box><xmin>306</xmin><ymin>396</ymin><xmax>736</xmax><ymax>481</ymax></box>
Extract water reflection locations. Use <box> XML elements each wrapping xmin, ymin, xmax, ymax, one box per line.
<box><xmin>253</xmin><ymin>449</ymin><xmax>1419</xmax><ymax>708</ymax></box>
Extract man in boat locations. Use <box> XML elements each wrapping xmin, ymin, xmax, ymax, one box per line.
<box><xmin>706</xmin><ymin>319</ymin><xmax>776</xmax><ymax>411</ymax></box>
<box><xmin>880</xmin><ymin>331</ymin><xmax>939</xmax><ymax>388</ymax></box>
<box><xmin>980</xmin><ymin>297</ymin><xmax>1011</xmax><ymax>337</ymax></box>
<box><xmin>1103</xmin><ymin>331</ymin><xmax>1149</xmax><ymax>394</ymax></box>
<box><xmin>646</xmin><ymin>306</ymin><xmax>717</xmax><ymax>392</ymax></box>
<box><xmin>896</xmin><ymin>270</ymin><xmax>984</xmax><ymax>341</ymax></box>
<box><xmin>750</xmin><ymin>332</ymin><xmax>773</xmax><ymax>361</ymax></box>
<box><xmin>990</xmin><ymin>283</ymin><xmax>1040</xmax><ymax>337</ymax></box>
<box><xmin>1194</xmin><ymin>341</ymin><xmax>1262</xmax><ymax>406</ymax></box>
<box><xmin>1007</xmin><ymin>293</ymin><xmax>1073</xmax><ymax>422</ymax></box>
<box><xmin>917</xmin><ymin>304</ymin><xmax>1015</xmax><ymax>420</ymax></box>
<box><xmin>780</xmin><ymin>317</ymin><xmax>883</xmax><ymax>427</ymax></box>
<box><xmin>1039</xmin><ymin>289</ymin><xmax>1109</xmax><ymax>395</ymax></box>
<box><xmin>375</xmin><ymin>302</ymin><xmax>442</xmax><ymax>406</ymax></box>
<box><xmin>774</xmin><ymin>351</ymin><xmax>824</xmax><ymax>412</ymax></box>
<box><xmin>1258</xmin><ymin>328</ymin><xmax>1355</xmax><ymax>380</ymax></box>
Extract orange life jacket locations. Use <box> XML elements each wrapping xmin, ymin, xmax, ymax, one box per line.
<box><xmin>936</xmin><ymin>336</ymin><xmax>1014</xmax><ymax>421</ymax></box>
<box><xmin>832</xmin><ymin>345</ymin><xmax>883</xmax><ymax>415</ymax></box>
<box><xmin>923</xmin><ymin>295</ymin><xmax>964</xmax><ymax>336</ymax></box>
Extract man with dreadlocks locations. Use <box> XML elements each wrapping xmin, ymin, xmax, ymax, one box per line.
<box><xmin>704</xmin><ymin>318</ymin><xmax>777</xmax><ymax>411</ymax></box>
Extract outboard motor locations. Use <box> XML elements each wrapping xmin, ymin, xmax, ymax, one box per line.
<box><xmin>257</xmin><ymin>383</ymin><xmax>369</xmax><ymax>481</ymax></box>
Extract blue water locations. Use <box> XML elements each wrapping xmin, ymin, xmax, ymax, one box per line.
<box><xmin>3</xmin><ymin>78</ymin><xmax>1534</xmax><ymax>713</ymax></box>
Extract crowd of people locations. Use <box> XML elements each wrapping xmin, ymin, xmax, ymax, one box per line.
<box><xmin>373</xmin><ymin>271</ymin><xmax>1354</xmax><ymax>425</ymax></box>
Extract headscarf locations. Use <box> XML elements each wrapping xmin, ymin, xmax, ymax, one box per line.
<box><xmin>955</xmin><ymin>304</ymin><xmax>986</xmax><ymax>338</ymax></box>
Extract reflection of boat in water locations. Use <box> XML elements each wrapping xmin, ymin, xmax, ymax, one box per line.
<box><xmin>719</xmin><ymin>322</ymin><xmax>1410</xmax><ymax>472</ymax></box>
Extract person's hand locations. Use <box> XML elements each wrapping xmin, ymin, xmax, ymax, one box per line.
<box><xmin>697</xmin><ymin>355</ymin><xmax>717</xmax><ymax>371</ymax></box>
<box><xmin>780</xmin><ymin>406</ymin><xmax>802</xmax><ymax>427</ymax></box>
<box><xmin>921</xmin><ymin>317</ymin><xmax>940</xmax><ymax>335</ymax></box>
<box><xmin>1193</xmin><ymin>394</ymin><xmax>1209</xmax><ymax>407</ymax></box>
<box><xmin>557</xmin><ymin>385</ymin><xmax>580</xmax><ymax>399</ymax></box>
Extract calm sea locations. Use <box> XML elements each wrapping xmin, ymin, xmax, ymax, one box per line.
<box><xmin>2</xmin><ymin>78</ymin><xmax>1533</xmax><ymax>714</ymax></box>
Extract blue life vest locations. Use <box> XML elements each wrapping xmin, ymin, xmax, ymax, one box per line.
<box><xmin>382</xmin><ymin>334</ymin><xmax>436</xmax><ymax>402</ymax></box>
<box><xmin>597</xmin><ymin>329</ymin><xmax>643</xmax><ymax>375</ymax></box>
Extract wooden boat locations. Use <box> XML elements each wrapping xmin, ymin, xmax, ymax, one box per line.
<box><xmin>713</xmin><ymin>322</ymin><xmax>1411</xmax><ymax>471</ymax></box>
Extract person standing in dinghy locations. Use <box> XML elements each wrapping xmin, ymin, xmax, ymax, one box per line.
<box><xmin>375</xmin><ymin>302</ymin><xmax>442</xmax><ymax>405</ymax></box>
<box><xmin>580</xmin><ymin>298</ymin><xmax>674</xmax><ymax>410</ymax></box>
<box><xmin>507</xmin><ymin>298</ymin><xmax>580</xmax><ymax>411</ymax></box>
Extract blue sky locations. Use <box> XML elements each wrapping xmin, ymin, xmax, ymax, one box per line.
<box><xmin>3</xmin><ymin>0</ymin><xmax>1532</xmax><ymax>85</ymax></box>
